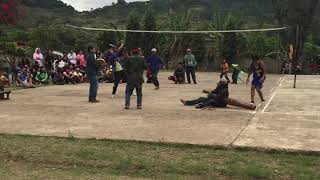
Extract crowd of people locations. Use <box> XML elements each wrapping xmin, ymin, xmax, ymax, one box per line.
<box><xmin>1</xmin><ymin>40</ymin><xmax>270</xmax><ymax>109</ymax></box>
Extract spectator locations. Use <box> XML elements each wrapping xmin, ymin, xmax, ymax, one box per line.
<box><xmin>0</xmin><ymin>52</ymin><xmax>10</xmax><ymax>79</ymax></box>
<box><xmin>53</xmin><ymin>69</ymin><xmax>65</xmax><ymax>85</ymax></box>
<box><xmin>36</xmin><ymin>66</ymin><xmax>49</xmax><ymax>85</ymax></box>
<box><xmin>72</xmin><ymin>68</ymin><xmax>84</xmax><ymax>83</ymax></box>
<box><xmin>68</xmin><ymin>49</ymin><xmax>77</xmax><ymax>66</ymax></box>
<box><xmin>184</xmin><ymin>48</ymin><xmax>197</xmax><ymax>84</ymax></box>
<box><xmin>0</xmin><ymin>71</ymin><xmax>10</xmax><ymax>88</ymax></box>
<box><xmin>220</xmin><ymin>59</ymin><xmax>230</xmax><ymax>83</ymax></box>
<box><xmin>63</xmin><ymin>66</ymin><xmax>74</xmax><ymax>84</ymax></box>
<box><xmin>168</xmin><ymin>63</ymin><xmax>185</xmax><ymax>84</ymax></box>
<box><xmin>33</xmin><ymin>48</ymin><xmax>44</xmax><ymax>66</ymax></box>
<box><xmin>45</xmin><ymin>50</ymin><xmax>55</xmax><ymax>71</ymax></box>
<box><xmin>16</xmin><ymin>67</ymin><xmax>34</xmax><ymax>88</ymax></box>
<box><xmin>21</xmin><ymin>54</ymin><xmax>31</xmax><ymax>68</ymax></box>
<box><xmin>77</xmin><ymin>50</ymin><xmax>86</xmax><ymax>69</ymax></box>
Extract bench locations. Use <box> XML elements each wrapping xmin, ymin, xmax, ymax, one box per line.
<box><xmin>0</xmin><ymin>90</ymin><xmax>11</xmax><ymax>100</ymax></box>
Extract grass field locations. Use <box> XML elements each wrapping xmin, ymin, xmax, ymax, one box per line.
<box><xmin>0</xmin><ymin>134</ymin><xmax>319</xmax><ymax>180</ymax></box>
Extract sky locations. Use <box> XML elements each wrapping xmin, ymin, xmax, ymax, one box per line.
<box><xmin>61</xmin><ymin>0</ymin><xmax>147</xmax><ymax>11</ymax></box>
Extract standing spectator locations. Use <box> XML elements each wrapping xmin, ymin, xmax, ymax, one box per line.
<box><xmin>68</xmin><ymin>49</ymin><xmax>77</xmax><ymax>66</ymax></box>
<box><xmin>45</xmin><ymin>50</ymin><xmax>55</xmax><ymax>72</ymax></box>
<box><xmin>77</xmin><ymin>51</ymin><xmax>86</xmax><ymax>69</ymax></box>
<box><xmin>231</xmin><ymin>64</ymin><xmax>241</xmax><ymax>84</ymax></box>
<box><xmin>11</xmin><ymin>56</ymin><xmax>19</xmax><ymax>84</ymax></box>
<box><xmin>0</xmin><ymin>51</ymin><xmax>10</xmax><ymax>79</ymax></box>
<box><xmin>33</xmin><ymin>48</ymin><xmax>44</xmax><ymax>66</ymax></box>
<box><xmin>21</xmin><ymin>54</ymin><xmax>31</xmax><ymax>68</ymax></box>
<box><xmin>184</xmin><ymin>48</ymin><xmax>197</xmax><ymax>84</ymax></box>
<box><xmin>86</xmin><ymin>46</ymin><xmax>100</xmax><ymax>103</ymax></box>
<box><xmin>36</xmin><ymin>66</ymin><xmax>49</xmax><ymax>85</ymax></box>
<box><xmin>123</xmin><ymin>49</ymin><xmax>147</xmax><ymax>109</ymax></box>
<box><xmin>220</xmin><ymin>59</ymin><xmax>230</xmax><ymax>83</ymax></box>
<box><xmin>146</xmin><ymin>48</ymin><xmax>163</xmax><ymax>90</ymax></box>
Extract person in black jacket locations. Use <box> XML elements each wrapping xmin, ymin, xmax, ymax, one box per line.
<box><xmin>181</xmin><ymin>79</ymin><xmax>229</xmax><ymax>109</ymax></box>
<box><xmin>123</xmin><ymin>49</ymin><xmax>147</xmax><ymax>109</ymax></box>
<box><xmin>86</xmin><ymin>46</ymin><xmax>100</xmax><ymax>103</ymax></box>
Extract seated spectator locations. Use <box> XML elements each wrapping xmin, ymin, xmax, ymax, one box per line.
<box><xmin>169</xmin><ymin>63</ymin><xmax>185</xmax><ymax>84</ymax></box>
<box><xmin>63</xmin><ymin>66</ymin><xmax>74</xmax><ymax>84</ymax></box>
<box><xmin>36</xmin><ymin>66</ymin><xmax>49</xmax><ymax>85</ymax></box>
<box><xmin>53</xmin><ymin>69</ymin><xmax>65</xmax><ymax>85</ymax></box>
<box><xmin>0</xmin><ymin>71</ymin><xmax>10</xmax><ymax>88</ymax></box>
<box><xmin>72</xmin><ymin>68</ymin><xmax>84</xmax><ymax>84</ymax></box>
<box><xmin>16</xmin><ymin>67</ymin><xmax>34</xmax><ymax>88</ymax></box>
<box><xmin>58</xmin><ymin>59</ymin><xmax>66</xmax><ymax>69</ymax></box>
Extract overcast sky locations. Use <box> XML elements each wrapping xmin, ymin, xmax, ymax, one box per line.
<box><xmin>61</xmin><ymin>0</ymin><xmax>147</xmax><ymax>11</ymax></box>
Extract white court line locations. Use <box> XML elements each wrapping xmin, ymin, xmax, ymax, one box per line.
<box><xmin>261</xmin><ymin>76</ymin><xmax>285</xmax><ymax>113</ymax></box>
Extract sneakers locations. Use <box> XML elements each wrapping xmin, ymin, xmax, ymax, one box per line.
<box><xmin>125</xmin><ymin>106</ymin><xmax>130</xmax><ymax>110</ymax></box>
<box><xmin>137</xmin><ymin>106</ymin><xmax>142</xmax><ymax>110</ymax></box>
<box><xmin>111</xmin><ymin>94</ymin><xmax>115</xmax><ymax>99</ymax></box>
<box><xmin>155</xmin><ymin>86</ymin><xmax>160</xmax><ymax>90</ymax></box>
<box><xmin>180</xmin><ymin>99</ymin><xmax>186</xmax><ymax>105</ymax></box>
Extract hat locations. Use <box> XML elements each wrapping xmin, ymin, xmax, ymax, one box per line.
<box><xmin>187</xmin><ymin>48</ymin><xmax>192</xmax><ymax>52</ymax></box>
<box><xmin>151</xmin><ymin>48</ymin><xmax>157</xmax><ymax>52</ymax></box>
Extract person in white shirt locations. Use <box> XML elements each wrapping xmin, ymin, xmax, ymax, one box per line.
<box><xmin>68</xmin><ymin>49</ymin><xmax>77</xmax><ymax>65</ymax></box>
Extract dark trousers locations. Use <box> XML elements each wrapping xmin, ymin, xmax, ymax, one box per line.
<box><xmin>232</xmin><ymin>70</ymin><xmax>240</xmax><ymax>84</ymax></box>
<box><xmin>151</xmin><ymin>70</ymin><xmax>160</xmax><ymax>87</ymax></box>
<box><xmin>88</xmin><ymin>75</ymin><xmax>99</xmax><ymax>101</ymax></box>
<box><xmin>220</xmin><ymin>72</ymin><xmax>230</xmax><ymax>82</ymax></box>
<box><xmin>185</xmin><ymin>97</ymin><xmax>226</xmax><ymax>108</ymax></box>
<box><xmin>125</xmin><ymin>82</ymin><xmax>143</xmax><ymax>107</ymax></box>
<box><xmin>112</xmin><ymin>71</ymin><xmax>123</xmax><ymax>95</ymax></box>
<box><xmin>186</xmin><ymin>66</ymin><xmax>196</xmax><ymax>84</ymax></box>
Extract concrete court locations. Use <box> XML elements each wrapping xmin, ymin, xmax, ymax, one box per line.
<box><xmin>0</xmin><ymin>72</ymin><xmax>319</xmax><ymax>152</ymax></box>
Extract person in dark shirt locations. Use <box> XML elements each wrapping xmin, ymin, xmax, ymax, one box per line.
<box><xmin>146</xmin><ymin>48</ymin><xmax>163</xmax><ymax>90</ymax></box>
<box><xmin>181</xmin><ymin>79</ymin><xmax>229</xmax><ymax>109</ymax></box>
<box><xmin>86</xmin><ymin>46</ymin><xmax>100</xmax><ymax>103</ymax></box>
<box><xmin>168</xmin><ymin>63</ymin><xmax>185</xmax><ymax>84</ymax></box>
<box><xmin>123</xmin><ymin>48</ymin><xmax>147</xmax><ymax>109</ymax></box>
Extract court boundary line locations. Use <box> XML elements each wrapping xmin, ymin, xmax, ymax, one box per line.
<box><xmin>229</xmin><ymin>75</ymin><xmax>285</xmax><ymax>147</ymax></box>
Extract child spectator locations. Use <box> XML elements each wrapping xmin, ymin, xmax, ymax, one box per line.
<box><xmin>68</xmin><ymin>49</ymin><xmax>77</xmax><ymax>66</ymax></box>
<box><xmin>0</xmin><ymin>71</ymin><xmax>10</xmax><ymax>88</ymax></box>
<box><xmin>63</xmin><ymin>66</ymin><xmax>74</xmax><ymax>84</ymax></box>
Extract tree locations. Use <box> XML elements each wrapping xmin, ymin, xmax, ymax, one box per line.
<box><xmin>97</xmin><ymin>31</ymin><xmax>118</xmax><ymax>52</ymax></box>
<box><xmin>143</xmin><ymin>9</ymin><xmax>158</xmax><ymax>56</ymax></box>
<box><xmin>125</xmin><ymin>12</ymin><xmax>142</xmax><ymax>50</ymax></box>
<box><xmin>272</xmin><ymin>0</ymin><xmax>320</xmax><ymax>60</ymax></box>
<box><xmin>209</xmin><ymin>13</ymin><xmax>243</xmax><ymax>63</ymax></box>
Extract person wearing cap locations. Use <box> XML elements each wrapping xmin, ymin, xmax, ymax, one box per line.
<box><xmin>86</xmin><ymin>45</ymin><xmax>100</xmax><ymax>103</ymax></box>
<box><xmin>184</xmin><ymin>48</ymin><xmax>197</xmax><ymax>84</ymax></box>
<box><xmin>123</xmin><ymin>48</ymin><xmax>147</xmax><ymax>109</ymax></box>
<box><xmin>180</xmin><ymin>79</ymin><xmax>229</xmax><ymax>109</ymax></box>
<box><xmin>146</xmin><ymin>48</ymin><xmax>163</xmax><ymax>90</ymax></box>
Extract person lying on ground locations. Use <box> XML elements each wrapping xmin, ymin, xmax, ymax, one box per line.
<box><xmin>35</xmin><ymin>66</ymin><xmax>49</xmax><ymax>85</ymax></box>
<box><xmin>181</xmin><ymin>79</ymin><xmax>229</xmax><ymax>109</ymax></box>
<box><xmin>168</xmin><ymin>63</ymin><xmax>185</xmax><ymax>84</ymax></box>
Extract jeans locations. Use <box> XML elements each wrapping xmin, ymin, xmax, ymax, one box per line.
<box><xmin>88</xmin><ymin>75</ymin><xmax>99</xmax><ymax>101</ymax></box>
<box><xmin>112</xmin><ymin>71</ymin><xmax>123</xmax><ymax>95</ymax></box>
<box><xmin>151</xmin><ymin>70</ymin><xmax>159</xmax><ymax>87</ymax></box>
<box><xmin>186</xmin><ymin>66</ymin><xmax>196</xmax><ymax>84</ymax></box>
<box><xmin>185</xmin><ymin>97</ymin><xmax>226</xmax><ymax>108</ymax></box>
<box><xmin>125</xmin><ymin>82</ymin><xmax>143</xmax><ymax>107</ymax></box>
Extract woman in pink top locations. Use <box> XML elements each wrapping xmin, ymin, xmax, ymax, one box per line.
<box><xmin>77</xmin><ymin>51</ymin><xmax>86</xmax><ymax>68</ymax></box>
<box><xmin>33</xmin><ymin>48</ymin><xmax>44</xmax><ymax>66</ymax></box>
